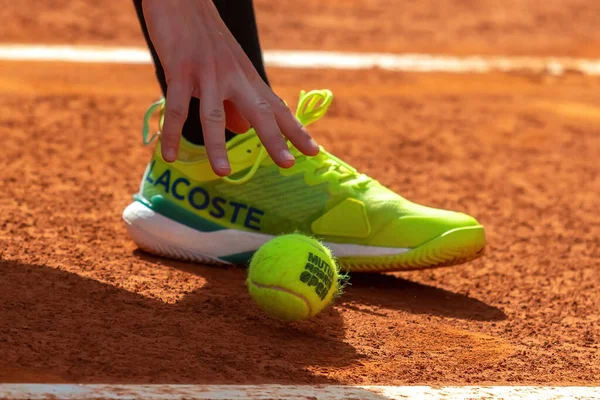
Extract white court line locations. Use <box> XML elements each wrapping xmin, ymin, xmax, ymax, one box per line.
<box><xmin>1</xmin><ymin>44</ymin><xmax>600</xmax><ymax>75</ymax></box>
<box><xmin>0</xmin><ymin>384</ymin><xmax>599</xmax><ymax>399</ymax></box>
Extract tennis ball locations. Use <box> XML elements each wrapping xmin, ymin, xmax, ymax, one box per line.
<box><xmin>247</xmin><ymin>234</ymin><xmax>342</xmax><ymax>321</ymax></box>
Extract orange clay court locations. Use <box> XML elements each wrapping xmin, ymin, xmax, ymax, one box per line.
<box><xmin>0</xmin><ymin>0</ymin><xmax>599</xmax><ymax>391</ymax></box>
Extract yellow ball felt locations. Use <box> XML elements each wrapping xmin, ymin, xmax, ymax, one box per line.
<box><xmin>247</xmin><ymin>234</ymin><xmax>339</xmax><ymax>321</ymax></box>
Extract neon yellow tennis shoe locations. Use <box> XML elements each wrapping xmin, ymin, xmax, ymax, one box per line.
<box><xmin>123</xmin><ymin>90</ymin><xmax>486</xmax><ymax>272</ymax></box>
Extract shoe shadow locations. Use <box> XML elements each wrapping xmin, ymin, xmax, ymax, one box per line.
<box><xmin>141</xmin><ymin>251</ymin><xmax>505</xmax><ymax>322</ymax></box>
<box><xmin>343</xmin><ymin>273</ymin><xmax>507</xmax><ymax>321</ymax></box>
<box><xmin>0</xmin><ymin>258</ymin><xmax>360</xmax><ymax>385</ymax></box>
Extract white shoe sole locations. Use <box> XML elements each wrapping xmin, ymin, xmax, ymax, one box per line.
<box><xmin>122</xmin><ymin>201</ymin><xmax>411</xmax><ymax>265</ymax></box>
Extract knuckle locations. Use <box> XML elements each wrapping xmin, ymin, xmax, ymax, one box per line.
<box><xmin>166</xmin><ymin>105</ymin><xmax>187</xmax><ymax>121</ymax></box>
<box><xmin>255</xmin><ymin>97</ymin><xmax>273</xmax><ymax>114</ymax></box>
<box><xmin>202</xmin><ymin>108</ymin><xmax>226</xmax><ymax>124</ymax></box>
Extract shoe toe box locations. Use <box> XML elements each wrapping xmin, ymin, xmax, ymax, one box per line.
<box><xmin>370</xmin><ymin>208</ymin><xmax>482</xmax><ymax>249</ymax></box>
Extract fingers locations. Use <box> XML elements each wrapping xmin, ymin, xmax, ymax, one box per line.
<box><xmin>162</xmin><ymin>79</ymin><xmax>193</xmax><ymax>162</ymax></box>
<box><xmin>200</xmin><ymin>84</ymin><xmax>231</xmax><ymax>177</ymax></box>
<box><xmin>224</xmin><ymin>100</ymin><xmax>251</xmax><ymax>134</ymax></box>
<box><xmin>268</xmin><ymin>93</ymin><xmax>319</xmax><ymax>156</ymax></box>
<box><xmin>233</xmin><ymin>88</ymin><xmax>295</xmax><ymax>169</ymax></box>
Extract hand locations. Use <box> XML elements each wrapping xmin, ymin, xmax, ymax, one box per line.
<box><xmin>142</xmin><ymin>0</ymin><xmax>320</xmax><ymax>176</ymax></box>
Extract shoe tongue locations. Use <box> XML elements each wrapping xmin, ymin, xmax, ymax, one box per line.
<box><xmin>176</xmin><ymin>131</ymin><xmax>258</xmax><ymax>162</ymax></box>
<box><xmin>177</xmin><ymin>137</ymin><xmax>208</xmax><ymax>162</ymax></box>
<box><xmin>174</xmin><ymin>129</ymin><xmax>271</xmax><ymax>179</ymax></box>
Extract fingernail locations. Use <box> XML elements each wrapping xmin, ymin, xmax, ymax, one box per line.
<box><xmin>281</xmin><ymin>149</ymin><xmax>295</xmax><ymax>161</ymax></box>
<box><xmin>217</xmin><ymin>160</ymin><xmax>230</xmax><ymax>172</ymax></box>
<box><xmin>309</xmin><ymin>138</ymin><xmax>319</xmax><ymax>149</ymax></box>
<box><xmin>164</xmin><ymin>148</ymin><xmax>177</xmax><ymax>162</ymax></box>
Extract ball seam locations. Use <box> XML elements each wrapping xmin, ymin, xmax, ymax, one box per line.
<box><xmin>248</xmin><ymin>279</ymin><xmax>313</xmax><ymax>318</ymax></box>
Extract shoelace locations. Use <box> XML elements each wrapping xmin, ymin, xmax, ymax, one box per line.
<box><xmin>142</xmin><ymin>98</ymin><xmax>166</xmax><ymax>145</ymax></box>
<box><xmin>224</xmin><ymin>89</ymin><xmax>333</xmax><ymax>185</ymax></box>
<box><xmin>141</xmin><ymin>90</ymin><xmax>372</xmax><ymax>188</ymax></box>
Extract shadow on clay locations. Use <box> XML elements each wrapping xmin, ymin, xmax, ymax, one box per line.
<box><xmin>132</xmin><ymin>251</ymin><xmax>363</xmax><ymax>381</ymax></box>
<box><xmin>343</xmin><ymin>273</ymin><xmax>507</xmax><ymax>321</ymax></box>
<box><xmin>0</xmin><ymin>258</ymin><xmax>361</xmax><ymax>385</ymax></box>
<box><xmin>133</xmin><ymin>249</ymin><xmax>506</xmax><ymax>322</ymax></box>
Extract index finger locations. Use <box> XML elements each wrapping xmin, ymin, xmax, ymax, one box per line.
<box><xmin>161</xmin><ymin>79</ymin><xmax>193</xmax><ymax>162</ymax></box>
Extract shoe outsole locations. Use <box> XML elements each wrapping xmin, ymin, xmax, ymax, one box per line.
<box><xmin>123</xmin><ymin>202</ymin><xmax>486</xmax><ymax>273</ymax></box>
<box><xmin>337</xmin><ymin>226</ymin><xmax>486</xmax><ymax>273</ymax></box>
<box><xmin>126</xmin><ymin>221</ymin><xmax>233</xmax><ymax>266</ymax></box>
